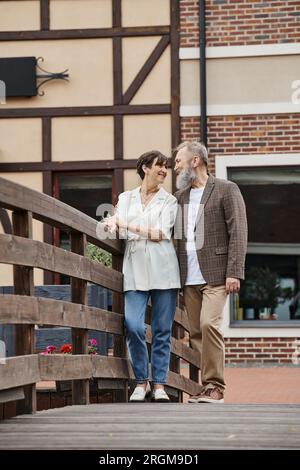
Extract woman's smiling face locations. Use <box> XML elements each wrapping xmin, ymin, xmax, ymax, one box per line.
<box><xmin>146</xmin><ymin>157</ymin><xmax>168</xmax><ymax>184</ymax></box>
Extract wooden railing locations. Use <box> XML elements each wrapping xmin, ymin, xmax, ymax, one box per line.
<box><xmin>0</xmin><ymin>177</ymin><xmax>201</xmax><ymax>416</ymax></box>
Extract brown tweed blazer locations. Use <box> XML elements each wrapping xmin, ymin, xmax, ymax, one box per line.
<box><xmin>174</xmin><ymin>174</ymin><xmax>248</xmax><ymax>287</ymax></box>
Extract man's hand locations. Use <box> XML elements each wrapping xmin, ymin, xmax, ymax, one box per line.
<box><xmin>225</xmin><ymin>277</ymin><xmax>240</xmax><ymax>294</ymax></box>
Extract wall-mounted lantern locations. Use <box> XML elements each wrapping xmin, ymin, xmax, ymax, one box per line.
<box><xmin>0</xmin><ymin>56</ymin><xmax>69</xmax><ymax>98</ymax></box>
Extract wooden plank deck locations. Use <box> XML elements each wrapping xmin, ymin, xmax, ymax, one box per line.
<box><xmin>0</xmin><ymin>403</ymin><xmax>300</xmax><ymax>450</ymax></box>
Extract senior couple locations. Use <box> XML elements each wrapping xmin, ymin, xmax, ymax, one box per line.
<box><xmin>103</xmin><ymin>141</ymin><xmax>247</xmax><ymax>404</ymax></box>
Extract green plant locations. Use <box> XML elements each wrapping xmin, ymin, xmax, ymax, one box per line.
<box><xmin>86</xmin><ymin>243</ymin><xmax>112</xmax><ymax>267</ymax></box>
<box><xmin>239</xmin><ymin>266</ymin><xmax>292</xmax><ymax>312</ymax></box>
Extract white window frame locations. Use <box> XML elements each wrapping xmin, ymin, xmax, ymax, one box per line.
<box><xmin>215</xmin><ymin>153</ymin><xmax>300</xmax><ymax>338</ymax></box>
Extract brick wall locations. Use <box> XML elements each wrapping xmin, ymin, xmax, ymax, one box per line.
<box><xmin>181</xmin><ymin>114</ymin><xmax>300</xmax><ymax>173</ymax></box>
<box><xmin>180</xmin><ymin>0</ymin><xmax>300</xmax><ymax>48</ymax></box>
<box><xmin>180</xmin><ymin>115</ymin><xmax>300</xmax><ymax>365</ymax></box>
<box><xmin>225</xmin><ymin>337</ymin><xmax>300</xmax><ymax>364</ymax></box>
<box><xmin>181</xmin><ymin>117</ymin><xmax>201</xmax><ymax>141</ymax></box>
<box><xmin>180</xmin><ymin>0</ymin><xmax>200</xmax><ymax>47</ymax></box>
<box><xmin>179</xmin><ymin>1</ymin><xmax>300</xmax><ymax>366</ymax></box>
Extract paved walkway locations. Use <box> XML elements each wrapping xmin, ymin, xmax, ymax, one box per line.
<box><xmin>182</xmin><ymin>367</ymin><xmax>300</xmax><ymax>404</ymax></box>
<box><xmin>224</xmin><ymin>367</ymin><xmax>300</xmax><ymax>404</ymax></box>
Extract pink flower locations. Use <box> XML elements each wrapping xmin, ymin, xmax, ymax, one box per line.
<box><xmin>39</xmin><ymin>340</ymin><xmax>98</xmax><ymax>356</ymax></box>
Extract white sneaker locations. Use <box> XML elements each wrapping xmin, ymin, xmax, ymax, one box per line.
<box><xmin>129</xmin><ymin>383</ymin><xmax>151</xmax><ymax>402</ymax></box>
<box><xmin>152</xmin><ymin>388</ymin><xmax>170</xmax><ymax>402</ymax></box>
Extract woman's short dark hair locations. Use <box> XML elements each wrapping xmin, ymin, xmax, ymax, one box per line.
<box><xmin>136</xmin><ymin>150</ymin><xmax>168</xmax><ymax>180</ymax></box>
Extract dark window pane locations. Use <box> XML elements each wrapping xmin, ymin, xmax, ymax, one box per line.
<box><xmin>56</xmin><ymin>174</ymin><xmax>112</xmax><ymax>284</ymax></box>
<box><xmin>228</xmin><ymin>166</ymin><xmax>300</xmax><ymax>323</ymax></box>
<box><xmin>57</xmin><ymin>174</ymin><xmax>112</xmax><ymax>220</ymax></box>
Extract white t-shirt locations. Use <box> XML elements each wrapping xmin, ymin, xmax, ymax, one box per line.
<box><xmin>185</xmin><ymin>188</ymin><xmax>206</xmax><ymax>286</ymax></box>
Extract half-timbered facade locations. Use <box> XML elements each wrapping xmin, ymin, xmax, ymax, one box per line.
<box><xmin>0</xmin><ymin>0</ymin><xmax>179</xmax><ymax>286</ymax></box>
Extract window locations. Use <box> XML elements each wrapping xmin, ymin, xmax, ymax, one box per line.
<box><xmin>54</xmin><ymin>173</ymin><xmax>112</xmax><ymax>283</ymax></box>
<box><xmin>228</xmin><ymin>165</ymin><xmax>300</xmax><ymax>324</ymax></box>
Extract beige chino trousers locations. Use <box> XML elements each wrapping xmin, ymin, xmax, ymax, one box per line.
<box><xmin>183</xmin><ymin>284</ymin><xmax>227</xmax><ymax>391</ymax></box>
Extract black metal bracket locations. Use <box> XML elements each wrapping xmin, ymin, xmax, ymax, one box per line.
<box><xmin>36</xmin><ymin>57</ymin><xmax>69</xmax><ymax>96</ymax></box>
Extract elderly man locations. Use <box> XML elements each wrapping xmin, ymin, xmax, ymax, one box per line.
<box><xmin>174</xmin><ymin>141</ymin><xmax>247</xmax><ymax>403</ymax></box>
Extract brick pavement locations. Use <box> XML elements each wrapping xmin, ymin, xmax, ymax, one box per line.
<box><xmin>182</xmin><ymin>366</ymin><xmax>300</xmax><ymax>404</ymax></box>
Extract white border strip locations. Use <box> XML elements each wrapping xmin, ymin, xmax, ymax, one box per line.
<box><xmin>247</xmin><ymin>243</ymin><xmax>300</xmax><ymax>256</ymax></box>
<box><xmin>179</xmin><ymin>47</ymin><xmax>200</xmax><ymax>60</ymax></box>
<box><xmin>180</xmin><ymin>102</ymin><xmax>300</xmax><ymax>117</ymax></box>
<box><xmin>215</xmin><ymin>153</ymin><xmax>300</xmax><ymax>179</ymax></box>
<box><xmin>180</xmin><ymin>43</ymin><xmax>300</xmax><ymax>60</ymax></box>
<box><xmin>215</xmin><ymin>153</ymin><xmax>300</xmax><ymax>338</ymax></box>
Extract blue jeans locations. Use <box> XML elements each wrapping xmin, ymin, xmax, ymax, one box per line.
<box><xmin>124</xmin><ymin>289</ymin><xmax>178</xmax><ymax>384</ymax></box>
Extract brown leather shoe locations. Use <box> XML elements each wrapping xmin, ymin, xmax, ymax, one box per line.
<box><xmin>188</xmin><ymin>386</ymin><xmax>224</xmax><ymax>403</ymax></box>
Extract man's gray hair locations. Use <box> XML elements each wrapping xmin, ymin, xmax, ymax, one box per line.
<box><xmin>175</xmin><ymin>141</ymin><xmax>208</xmax><ymax>167</ymax></box>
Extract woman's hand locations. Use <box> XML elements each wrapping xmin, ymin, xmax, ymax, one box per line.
<box><xmin>101</xmin><ymin>214</ymin><xmax>118</xmax><ymax>233</ymax></box>
<box><xmin>147</xmin><ymin>228</ymin><xmax>163</xmax><ymax>242</ymax></box>
<box><xmin>102</xmin><ymin>215</ymin><xmax>163</xmax><ymax>241</ymax></box>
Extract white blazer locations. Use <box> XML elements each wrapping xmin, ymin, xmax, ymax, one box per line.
<box><xmin>116</xmin><ymin>186</ymin><xmax>181</xmax><ymax>292</ymax></box>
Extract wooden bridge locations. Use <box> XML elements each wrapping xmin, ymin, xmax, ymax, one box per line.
<box><xmin>1</xmin><ymin>403</ymin><xmax>300</xmax><ymax>450</ymax></box>
<box><xmin>0</xmin><ymin>177</ymin><xmax>300</xmax><ymax>451</ymax></box>
<box><xmin>0</xmin><ymin>179</ymin><xmax>200</xmax><ymax>407</ymax></box>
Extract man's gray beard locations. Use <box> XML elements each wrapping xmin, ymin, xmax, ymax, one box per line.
<box><xmin>176</xmin><ymin>167</ymin><xmax>197</xmax><ymax>190</ymax></box>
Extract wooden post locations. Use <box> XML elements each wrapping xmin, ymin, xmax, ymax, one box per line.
<box><xmin>170</xmin><ymin>322</ymin><xmax>182</xmax><ymax>402</ymax></box>
<box><xmin>178</xmin><ymin>293</ymin><xmax>200</xmax><ymax>387</ymax></box>
<box><xmin>70</xmin><ymin>232</ymin><xmax>89</xmax><ymax>405</ymax></box>
<box><xmin>40</xmin><ymin>0</ymin><xmax>50</xmax><ymax>31</ymax></box>
<box><xmin>170</xmin><ymin>0</ymin><xmax>180</xmax><ymax>192</ymax></box>
<box><xmin>112</xmin><ymin>254</ymin><xmax>127</xmax><ymax>402</ymax></box>
<box><xmin>111</xmin><ymin>4</ymin><xmax>126</xmax><ymax>401</ymax></box>
<box><xmin>189</xmin><ymin>323</ymin><xmax>200</xmax><ymax>384</ymax></box>
<box><xmin>189</xmin><ymin>364</ymin><xmax>199</xmax><ymax>384</ymax></box>
<box><xmin>12</xmin><ymin>210</ymin><xmax>36</xmax><ymax>414</ymax></box>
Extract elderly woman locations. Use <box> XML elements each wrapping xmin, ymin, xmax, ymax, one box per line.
<box><xmin>104</xmin><ymin>150</ymin><xmax>180</xmax><ymax>402</ymax></box>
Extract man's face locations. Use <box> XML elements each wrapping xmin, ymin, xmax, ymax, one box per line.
<box><xmin>174</xmin><ymin>147</ymin><xmax>191</xmax><ymax>175</ymax></box>
<box><xmin>174</xmin><ymin>147</ymin><xmax>197</xmax><ymax>190</ymax></box>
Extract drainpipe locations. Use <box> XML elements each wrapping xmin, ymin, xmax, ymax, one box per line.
<box><xmin>199</xmin><ymin>0</ymin><xmax>207</xmax><ymax>147</ymax></box>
